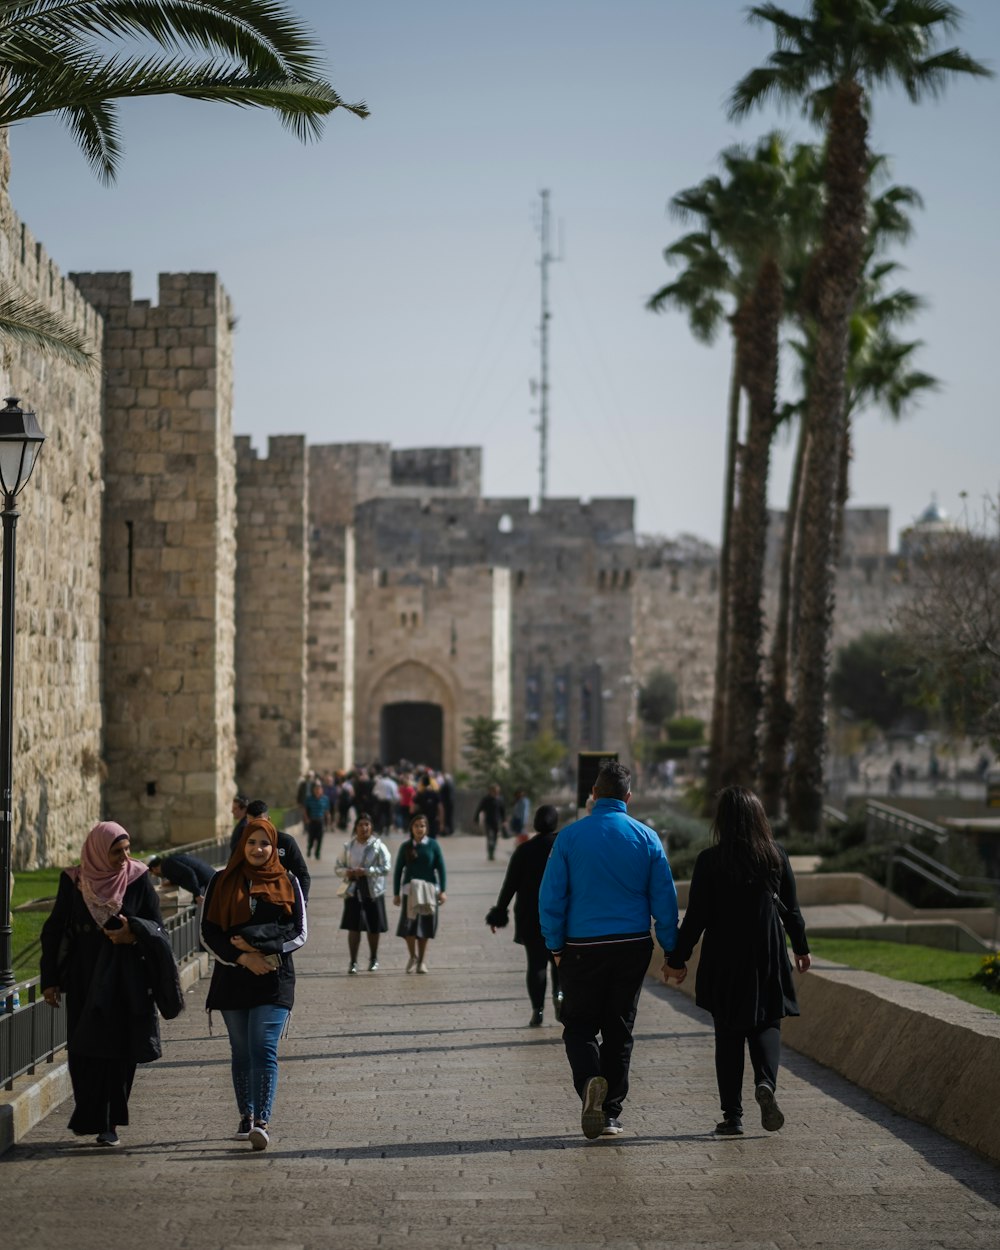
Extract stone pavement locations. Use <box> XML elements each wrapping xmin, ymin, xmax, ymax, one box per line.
<box><xmin>5</xmin><ymin>835</ymin><xmax>1000</xmax><ymax>1250</ymax></box>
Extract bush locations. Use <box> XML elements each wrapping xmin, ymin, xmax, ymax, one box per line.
<box><xmin>816</xmin><ymin>845</ymin><xmax>888</xmax><ymax>884</ymax></box>
<box><xmin>666</xmin><ymin>715</ymin><xmax>705</xmax><ymax>746</ymax></box>
<box><xmin>973</xmin><ymin>953</ymin><xmax>1000</xmax><ymax>993</ymax></box>
<box><xmin>667</xmin><ymin>842</ymin><xmax>709</xmax><ymax>881</ymax></box>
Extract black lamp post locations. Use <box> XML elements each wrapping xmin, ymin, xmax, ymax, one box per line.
<box><xmin>0</xmin><ymin>398</ymin><xmax>45</xmax><ymax>991</ymax></box>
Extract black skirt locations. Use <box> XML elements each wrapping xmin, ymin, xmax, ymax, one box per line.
<box><xmin>340</xmin><ymin>892</ymin><xmax>388</xmax><ymax>933</ymax></box>
<box><xmin>395</xmin><ymin>895</ymin><xmax>439</xmax><ymax>940</ymax></box>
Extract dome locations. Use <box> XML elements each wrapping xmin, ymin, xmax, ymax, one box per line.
<box><xmin>915</xmin><ymin>496</ymin><xmax>949</xmax><ymax>527</ymax></box>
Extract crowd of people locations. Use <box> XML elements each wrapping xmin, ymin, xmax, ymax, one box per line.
<box><xmin>295</xmin><ymin>763</ymin><xmax>457</xmax><ymax>852</ymax></box>
<box><xmin>39</xmin><ymin>761</ymin><xmax>810</xmax><ymax>1154</ymax></box>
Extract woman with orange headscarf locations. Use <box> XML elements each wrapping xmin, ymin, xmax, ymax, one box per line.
<box><xmin>40</xmin><ymin>821</ymin><xmax>179</xmax><ymax>1147</ymax></box>
<box><xmin>200</xmin><ymin>817</ymin><xmax>307</xmax><ymax>1151</ymax></box>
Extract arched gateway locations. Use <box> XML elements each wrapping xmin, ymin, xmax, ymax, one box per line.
<box><xmin>380</xmin><ymin>702</ymin><xmax>443</xmax><ymax>769</ymax></box>
<box><xmin>365</xmin><ymin>660</ymin><xmax>457</xmax><ymax>769</ymax></box>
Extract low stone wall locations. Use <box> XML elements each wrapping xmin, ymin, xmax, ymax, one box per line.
<box><xmin>674</xmin><ymin>872</ymin><xmax>998</xmax><ymax>941</ymax></box>
<box><xmin>649</xmin><ymin>941</ymin><xmax>1000</xmax><ymax>1165</ymax></box>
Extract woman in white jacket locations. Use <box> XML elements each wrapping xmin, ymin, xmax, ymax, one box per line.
<box><xmin>335</xmin><ymin>814</ymin><xmax>392</xmax><ymax>974</ymax></box>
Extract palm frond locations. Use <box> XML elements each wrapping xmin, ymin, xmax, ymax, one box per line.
<box><xmin>0</xmin><ymin>50</ymin><xmax>365</xmax><ymax>177</ymax></box>
<box><xmin>0</xmin><ymin>0</ymin><xmax>325</xmax><ymax>76</ymax></box>
<box><xmin>0</xmin><ymin>1</ymin><xmax>367</xmax><ymax>181</ymax></box>
<box><xmin>0</xmin><ymin>282</ymin><xmax>96</xmax><ymax>368</ymax></box>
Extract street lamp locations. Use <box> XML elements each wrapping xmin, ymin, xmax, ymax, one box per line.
<box><xmin>0</xmin><ymin>398</ymin><xmax>45</xmax><ymax>991</ymax></box>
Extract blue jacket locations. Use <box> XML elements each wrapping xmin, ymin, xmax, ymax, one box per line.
<box><xmin>538</xmin><ymin>798</ymin><xmax>678</xmax><ymax>954</ymax></box>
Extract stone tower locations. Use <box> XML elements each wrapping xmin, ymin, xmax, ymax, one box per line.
<box><xmin>235</xmin><ymin>435</ymin><xmax>309</xmax><ymax>801</ymax></box>
<box><xmin>72</xmin><ymin>272</ymin><xmax>237</xmax><ymax>847</ymax></box>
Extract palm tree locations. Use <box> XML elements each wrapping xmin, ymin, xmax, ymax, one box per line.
<box><xmin>730</xmin><ymin>0</ymin><xmax>990</xmax><ymax>833</ymax></box>
<box><xmin>0</xmin><ymin>0</ymin><xmax>368</xmax><ymax>363</ymax></box>
<box><xmin>650</xmin><ymin>135</ymin><xmax>825</xmax><ymax>798</ymax></box>
<box><xmin>760</xmin><ymin>249</ymin><xmax>939</xmax><ymax>818</ymax></box>
<box><xmin>647</xmin><ymin>190</ymin><xmax>743</xmax><ymax>808</ymax></box>
<box><xmin>712</xmin><ymin>136</ymin><xmax>794</xmax><ymax>790</ymax></box>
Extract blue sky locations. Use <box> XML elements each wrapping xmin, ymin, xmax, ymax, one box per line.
<box><xmin>9</xmin><ymin>1</ymin><xmax>999</xmax><ymax>545</ymax></box>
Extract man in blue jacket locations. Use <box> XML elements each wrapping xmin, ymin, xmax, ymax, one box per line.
<box><xmin>539</xmin><ymin>759</ymin><xmax>678</xmax><ymax>1140</ymax></box>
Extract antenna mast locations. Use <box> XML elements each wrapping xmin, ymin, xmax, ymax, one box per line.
<box><xmin>535</xmin><ymin>189</ymin><xmax>561</xmax><ymax>502</ymax></box>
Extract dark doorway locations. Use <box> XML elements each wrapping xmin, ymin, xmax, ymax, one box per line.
<box><xmin>381</xmin><ymin>702</ymin><xmax>444</xmax><ymax>768</ymax></box>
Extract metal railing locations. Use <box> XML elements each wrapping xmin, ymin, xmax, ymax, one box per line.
<box><xmin>866</xmin><ymin>800</ymin><xmax>950</xmax><ymax>847</ymax></box>
<box><xmin>1</xmin><ymin>979</ymin><xmax>68</xmax><ymax>1091</ymax></box>
<box><xmin>884</xmin><ymin>841</ymin><xmax>1000</xmax><ymax>946</ymax></box>
<box><xmin>2</xmin><ymin>837</ymin><xmax>228</xmax><ymax>1089</ymax></box>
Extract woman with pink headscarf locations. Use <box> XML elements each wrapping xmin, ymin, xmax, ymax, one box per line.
<box><xmin>40</xmin><ymin>821</ymin><xmax>180</xmax><ymax>1147</ymax></box>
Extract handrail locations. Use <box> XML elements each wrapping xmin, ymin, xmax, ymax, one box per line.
<box><xmin>866</xmin><ymin>800</ymin><xmax>950</xmax><ymax>841</ymax></box>
<box><xmin>885</xmin><ymin>840</ymin><xmax>1000</xmax><ymax>946</ymax></box>
<box><xmin>1</xmin><ymin>979</ymin><xmax>67</xmax><ymax>1091</ymax></box>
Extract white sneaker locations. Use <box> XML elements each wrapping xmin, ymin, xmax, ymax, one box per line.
<box><xmin>405</xmin><ymin>955</ymin><xmax>417</xmax><ymax>973</ymax></box>
<box><xmin>249</xmin><ymin>1122</ymin><xmax>270</xmax><ymax>1151</ymax></box>
<box><xmin>416</xmin><ymin>960</ymin><xmax>429</xmax><ymax>974</ymax></box>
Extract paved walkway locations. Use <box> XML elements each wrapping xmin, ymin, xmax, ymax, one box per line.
<box><xmin>5</xmin><ymin>836</ymin><xmax>1000</xmax><ymax>1249</ymax></box>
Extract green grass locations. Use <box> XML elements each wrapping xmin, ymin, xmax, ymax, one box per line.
<box><xmin>9</xmin><ymin>866</ymin><xmax>66</xmax><ymax>981</ymax></box>
<box><xmin>809</xmin><ymin>937</ymin><xmax>1000</xmax><ymax>1017</ymax></box>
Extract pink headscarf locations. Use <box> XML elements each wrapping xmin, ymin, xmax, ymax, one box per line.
<box><xmin>68</xmin><ymin>821</ymin><xmax>148</xmax><ymax>926</ymax></box>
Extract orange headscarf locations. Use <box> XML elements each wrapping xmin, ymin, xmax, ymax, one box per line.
<box><xmin>204</xmin><ymin>818</ymin><xmax>296</xmax><ymax>931</ymax></box>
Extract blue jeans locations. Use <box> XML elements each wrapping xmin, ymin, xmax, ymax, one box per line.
<box><xmin>220</xmin><ymin>1005</ymin><xmax>289</xmax><ymax>1124</ymax></box>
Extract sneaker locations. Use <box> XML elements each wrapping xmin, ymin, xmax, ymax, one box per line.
<box><xmin>755</xmin><ymin>1084</ymin><xmax>784</xmax><ymax>1132</ymax></box>
<box><xmin>405</xmin><ymin>955</ymin><xmax>417</xmax><ymax>974</ymax></box>
<box><xmin>581</xmin><ymin>1076</ymin><xmax>608</xmax><ymax>1140</ymax></box>
<box><xmin>416</xmin><ymin>960</ymin><xmax>429</xmax><ymax>974</ymax></box>
<box><xmin>553</xmin><ymin>992</ymin><xmax>564</xmax><ymax>1022</ymax></box>
<box><xmin>368</xmin><ymin>958</ymin><xmax>380</xmax><ymax>972</ymax></box>
<box><xmin>234</xmin><ymin>1115</ymin><xmax>252</xmax><ymax>1140</ymax></box>
<box><xmin>348</xmin><ymin>961</ymin><xmax>359</xmax><ymax>975</ymax></box>
<box><xmin>601</xmin><ymin>1117</ymin><xmax>624</xmax><ymax>1136</ymax></box>
<box><xmin>529</xmin><ymin>1009</ymin><xmax>543</xmax><ymax>1027</ymax></box>
<box><xmin>95</xmin><ymin>1130</ymin><xmax>121</xmax><ymax>1147</ymax></box>
<box><xmin>715</xmin><ymin>1117</ymin><xmax>744</xmax><ymax>1136</ymax></box>
<box><xmin>248</xmin><ymin>1121</ymin><xmax>270</xmax><ymax>1151</ymax></box>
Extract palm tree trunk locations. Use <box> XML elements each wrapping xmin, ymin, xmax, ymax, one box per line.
<box><xmin>788</xmin><ymin>82</ymin><xmax>869</xmax><ymax>834</ymax></box>
<box><xmin>830</xmin><ymin>412</ymin><xmax>852</xmax><ymax>567</ymax></box>
<box><xmin>759</xmin><ymin>412</ymin><xmax>807</xmax><ymax>817</ymax></box>
<box><xmin>724</xmin><ymin>261</ymin><xmax>783</xmax><ymax>789</ymax></box>
<box><xmin>703</xmin><ymin>346</ymin><xmax>742</xmax><ymax>813</ymax></box>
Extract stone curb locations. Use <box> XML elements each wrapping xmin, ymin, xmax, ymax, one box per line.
<box><xmin>0</xmin><ymin>950</ymin><xmax>210</xmax><ymax>1155</ymax></box>
<box><xmin>651</xmin><ymin>941</ymin><xmax>1000</xmax><ymax>1164</ymax></box>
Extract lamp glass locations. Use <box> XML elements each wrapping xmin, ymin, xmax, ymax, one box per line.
<box><xmin>0</xmin><ymin>439</ymin><xmax>41</xmax><ymax>497</ymax></box>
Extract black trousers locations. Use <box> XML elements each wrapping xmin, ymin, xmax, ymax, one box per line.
<box><xmin>557</xmin><ymin>938</ymin><xmax>653</xmax><ymax>1118</ymax></box>
<box><xmin>306</xmin><ymin>820</ymin><xmax>325</xmax><ymax>858</ymax></box>
<box><xmin>523</xmin><ymin>937</ymin><xmax>561</xmax><ymax>1012</ymax></box>
<box><xmin>713</xmin><ymin>1017</ymin><xmax>781</xmax><ymax>1120</ymax></box>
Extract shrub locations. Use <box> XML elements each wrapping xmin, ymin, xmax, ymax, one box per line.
<box><xmin>666</xmin><ymin>715</ymin><xmax>705</xmax><ymax>746</ymax></box>
<box><xmin>973</xmin><ymin>953</ymin><xmax>1000</xmax><ymax>993</ymax></box>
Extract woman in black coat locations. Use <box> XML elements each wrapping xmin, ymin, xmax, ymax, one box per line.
<box><xmin>664</xmin><ymin>787</ymin><xmax>810</xmax><ymax>1136</ymax></box>
<box><xmin>40</xmin><ymin>821</ymin><xmax>182</xmax><ymax>1147</ymax></box>
<box><xmin>486</xmin><ymin>805</ymin><xmax>562</xmax><ymax>1027</ymax></box>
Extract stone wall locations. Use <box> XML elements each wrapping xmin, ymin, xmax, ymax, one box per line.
<box><xmin>349</xmin><ymin>493</ymin><xmax>634</xmax><ymax>768</ymax></box>
<box><xmin>633</xmin><ymin>539</ymin><xmax>917</xmax><ymax>732</ymax></box>
<box><xmin>72</xmin><ymin>272</ymin><xmax>236</xmax><ymax>848</ymax></box>
<box><xmin>235</xmin><ymin>435</ymin><xmax>308</xmax><ymax>802</ymax></box>
<box><xmin>506</xmin><ymin>499</ymin><xmax>636</xmax><ymax>762</ymax></box>
<box><xmin>305</xmin><ymin>446</ymin><xmax>355</xmax><ymax>769</ymax></box>
<box><xmin>634</xmin><ymin>551</ymin><xmax>719</xmax><ymax>725</ymax></box>
<box><xmin>0</xmin><ymin>188</ymin><xmax>104</xmax><ymax>868</ymax></box>
<box><xmin>352</xmin><ymin>559</ymin><xmax>511</xmax><ymax>772</ymax></box>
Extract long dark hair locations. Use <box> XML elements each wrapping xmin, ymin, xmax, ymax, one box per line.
<box><xmin>406</xmin><ymin>813</ymin><xmax>426</xmax><ymax>863</ymax></box>
<box><xmin>712</xmin><ymin>786</ymin><xmax>782</xmax><ymax>882</ymax></box>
